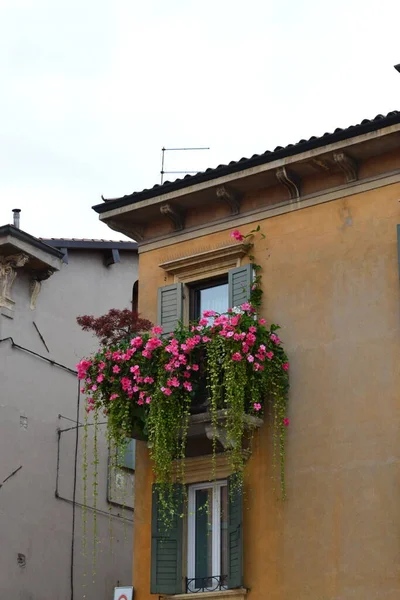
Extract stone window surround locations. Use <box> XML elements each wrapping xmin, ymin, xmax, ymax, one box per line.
<box><xmin>159</xmin><ymin>243</ymin><xmax>248</xmax><ymax>284</ymax></box>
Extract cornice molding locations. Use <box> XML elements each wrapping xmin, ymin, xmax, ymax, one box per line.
<box><xmin>159</xmin><ymin>243</ymin><xmax>248</xmax><ymax>282</ymax></box>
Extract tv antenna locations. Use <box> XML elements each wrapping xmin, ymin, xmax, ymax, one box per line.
<box><xmin>160</xmin><ymin>146</ymin><xmax>210</xmax><ymax>185</ymax></box>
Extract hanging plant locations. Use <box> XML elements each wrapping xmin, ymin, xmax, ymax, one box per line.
<box><xmin>77</xmin><ymin>228</ymin><xmax>290</xmax><ymax>526</ymax></box>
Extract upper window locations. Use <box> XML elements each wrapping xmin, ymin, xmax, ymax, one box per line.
<box><xmin>189</xmin><ymin>276</ymin><xmax>229</xmax><ymax>322</ymax></box>
<box><xmin>157</xmin><ymin>264</ymin><xmax>253</xmax><ymax>333</ymax></box>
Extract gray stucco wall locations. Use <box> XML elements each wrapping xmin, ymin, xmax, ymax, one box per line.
<box><xmin>0</xmin><ymin>249</ymin><xmax>138</xmax><ymax>599</ymax></box>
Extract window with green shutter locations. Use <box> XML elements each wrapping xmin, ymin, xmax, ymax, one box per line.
<box><xmin>157</xmin><ymin>264</ymin><xmax>252</xmax><ymax>332</ymax></box>
<box><xmin>150</xmin><ymin>478</ymin><xmax>243</xmax><ymax>594</ymax></box>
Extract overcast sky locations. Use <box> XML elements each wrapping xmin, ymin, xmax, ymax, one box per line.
<box><xmin>1</xmin><ymin>0</ymin><xmax>400</xmax><ymax>240</ymax></box>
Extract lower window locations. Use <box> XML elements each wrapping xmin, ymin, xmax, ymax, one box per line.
<box><xmin>187</xmin><ymin>481</ymin><xmax>228</xmax><ymax>592</ymax></box>
<box><xmin>150</xmin><ymin>475</ymin><xmax>243</xmax><ymax>595</ymax></box>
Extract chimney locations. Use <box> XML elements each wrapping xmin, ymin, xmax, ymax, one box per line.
<box><xmin>12</xmin><ymin>208</ymin><xmax>21</xmax><ymax>229</ymax></box>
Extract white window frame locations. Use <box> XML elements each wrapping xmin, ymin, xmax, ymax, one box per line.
<box><xmin>187</xmin><ymin>480</ymin><xmax>227</xmax><ymax>591</ymax></box>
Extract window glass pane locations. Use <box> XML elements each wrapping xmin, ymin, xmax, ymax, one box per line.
<box><xmin>195</xmin><ymin>488</ymin><xmax>213</xmax><ymax>584</ymax></box>
<box><xmin>220</xmin><ymin>485</ymin><xmax>228</xmax><ymax>584</ymax></box>
<box><xmin>199</xmin><ymin>283</ymin><xmax>229</xmax><ymax>317</ymax></box>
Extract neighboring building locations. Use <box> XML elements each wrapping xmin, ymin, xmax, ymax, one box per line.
<box><xmin>94</xmin><ymin>110</ymin><xmax>400</xmax><ymax>600</ymax></box>
<box><xmin>0</xmin><ymin>221</ymin><xmax>138</xmax><ymax>599</ymax></box>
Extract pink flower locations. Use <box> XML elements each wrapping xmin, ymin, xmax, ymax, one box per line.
<box><xmin>226</xmin><ymin>331</ymin><xmax>234</xmax><ymax>337</ymax></box>
<box><xmin>270</xmin><ymin>333</ymin><xmax>281</xmax><ymax>345</ymax></box>
<box><xmin>145</xmin><ymin>396</ymin><xmax>152</xmax><ymax>404</ymax></box>
<box><xmin>232</xmin><ymin>352</ymin><xmax>242</xmax><ymax>361</ymax></box>
<box><xmin>144</xmin><ymin>376</ymin><xmax>154</xmax><ymax>384</ymax></box>
<box><xmin>183</xmin><ymin>381</ymin><xmax>192</xmax><ymax>392</ymax></box>
<box><xmin>231</xmin><ymin>229</ymin><xmax>244</xmax><ymax>242</ymax></box>
<box><xmin>112</xmin><ymin>365</ymin><xmax>121</xmax><ymax>374</ymax></box>
<box><xmin>282</xmin><ymin>362</ymin><xmax>289</xmax><ymax>371</ymax></box>
<box><xmin>167</xmin><ymin>377</ymin><xmax>180</xmax><ymax>388</ymax></box>
<box><xmin>241</xmin><ymin>302</ymin><xmax>252</xmax><ymax>311</ymax></box>
<box><xmin>248</xmin><ymin>326</ymin><xmax>257</xmax><ymax>333</ymax></box>
<box><xmin>110</xmin><ymin>393</ymin><xmax>119</xmax><ymax>401</ymax></box>
<box><xmin>130</xmin><ymin>336</ymin><xmax>143</xmax><ymax>348</ymax></box>
<box><xmin>266</xmin><ymin>351</ymin><xmax>274</xmax><ymax>360</ymax></box>
<box><xmin>258</xmin><ymin>318</ymin><xmax>266</xmax><ymax>325</ymax></box>
<box><xmin>130</xmin><ymin>365</ymin><xmax>140</xmax><ymax>374</ymax></box>
<box><xmin>253</xmin><ymin>362</ymin><xmax>262</xmax><ymax>371</ymax></box>
<box><xmin>183</xmin><ymin>371</ymin><xmax>191</xmax><ymax>378</ymax></box>
<box><xmin>96</xmin><ymin>374</ymin><xmax>104</xmax><ymax>383</ymax></box>
<box><xmin>98</xmin><ymin>361</ymin><xmax>106</xmax><ymax>371</ymax></box>
<box><xmin>202</xmin><ymin>336</ymin><xmax>212</xmax><ymax>343</ymax></box>
<box><xmin>242</xmin><ymin>343</ymin><xmax>250</xmax><ymax>354</ymax></box>
<box><xmin>137</xmin><ymin>398</ymin><xmax>144</xmax><ymax>405</ymax></box>
<box><xmin>76</xmin><ymin>359</ymin><xmax>92</xmax><ymax>380</ymax></box>
<box><xmin>247</xmin><ymin>354</ymin><xmax>254</xmax><ymax>363</ymax></box>
<box><xmin>253</xmin><ymin>402</ymin><xmax>262</xmax><ymax>411</ymax></box>
<box><xmin>191</xmin><ymin>364</ymin><xmax>199</xmax><ymax>371</ymax></box>
<box><xmin>246</xmin><ymin>333</ymin><xmax>256</xmax><ymax>345</ymax></box>
<box><xmin>283</xmin><ymin>418</ymin><xmax>290</xmax><ymax>427</ymax></box>
<box><xmin>198</xmin><ymin>318</ymin><xmax>208</xmax><ymax>326</ymax></box>
<box><xmin>161</xmin><ymin>387</ymin><xmax>172</xmax><ymax>396</ymax></box>
<box><xmin>203</xmin><ymin>310</ymin><xmax>216</xmax><ymax>318</ymax></box>
<box><xmin>151</xmin><ymin>326</ymin><xmax>163</xmax><ymax>335</ymax></box>
<box><xmin>91</xmin><ymin>384</ymin><xmax>97</xmax><ymax>391</ymax></box>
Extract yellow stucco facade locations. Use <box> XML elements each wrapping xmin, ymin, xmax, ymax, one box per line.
<box><xmin>93</xmin><ymin>118</ymin><xmax>400</xmax><ymax>600</ymax></box>
<box><xmin>132</xmin><ymin>179</ymin><xmax>400</xmax><ymax>600</ymax></box>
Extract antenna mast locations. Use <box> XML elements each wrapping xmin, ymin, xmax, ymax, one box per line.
<box><xmin>160</xmin><ymin>147</ymin><xmax>210</xmax><ymax>185</ymax></box>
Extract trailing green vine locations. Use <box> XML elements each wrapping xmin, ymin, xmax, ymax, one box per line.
<box><xmin>77</xmin><ymin>226</ymin><xmax>290</xmax><ymax>527</ymax></box>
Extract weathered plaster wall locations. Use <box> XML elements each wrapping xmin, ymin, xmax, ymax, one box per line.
<box><xmin>134</xmin><ymin>182</ymin><xmax>400</xmax><ymax>599</ymax></box>
<box><xmin>0</xmin><ymin>250</ymin><xmax>138</xmax><ymax>599</ymax></box>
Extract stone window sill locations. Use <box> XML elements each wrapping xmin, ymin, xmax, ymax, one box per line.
<box><xmin>163</xmin><ymin>588</ymin><xmax>247</xmax><ymax>600</ymax></box>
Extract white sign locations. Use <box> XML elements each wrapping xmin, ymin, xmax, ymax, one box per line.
<box><xmin>114</xmin><ymin>586</ymin><xmax>133</xmax><ymax>600</ymax></box>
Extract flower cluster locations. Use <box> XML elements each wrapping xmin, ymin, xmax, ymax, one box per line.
<box><xmin>78</xmin><ymin>300</ymin><xmax>289</xmax><ymax>475</ymax></box>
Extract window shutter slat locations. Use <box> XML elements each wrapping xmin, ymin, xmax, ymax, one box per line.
<box><xmin>157</xmin><ymin>283</ymin><xmax>183</xmax><ymax>334</ymax></box>
<box><xmin>228</xmin><ymin>265</ymin><xmax>253</xmax><ymax>309</ymax></box>
<box><xmin>227</xmin><ymin>476</ymin><xmax>243</xmax><ymax>589</ymax></box>
<box><xmin>150</xmin><ymin>484</ymin><xmax>184</xmax><ymax>594</ymax></box>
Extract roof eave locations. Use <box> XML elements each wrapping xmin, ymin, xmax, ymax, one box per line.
<box><xmin>93</xmin><ymin>111</ymin><xmax>400</xmax><ymax>216</ymax></box>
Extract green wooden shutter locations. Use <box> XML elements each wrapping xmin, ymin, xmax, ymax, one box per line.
<box><xmin>157</xmin><ymin>283</ymin><xmax>184</xmax><ymax>335</ymax></box>
<box><xmin>150</xmin><ymin>484</ymin><xmax>184</xmax><ymax>594</ymax></box>
<box><xmin>117</xmin><ymin>438</ymin><xmax>135</xmax><ymax>470</ymax></box>
<box><xmin>227</xmin><ymin>476</ymin><xmax>243</xmax><ymax>589</ymax></box>
<box><xmin>228</xmin><ymin>264</ymin><xmax>253</xmax><ymax>309</ymax></box>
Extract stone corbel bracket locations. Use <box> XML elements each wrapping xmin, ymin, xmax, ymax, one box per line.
<box><xmin>108</xmin><ymin>218</ymin><xmax>144</xmax><ymax>242</ymax></box>
<box><xmin>0</xmin><ymin>253</ymin><xmax>30</xmax><ymax>311</ymax></box>
<box><xmin>30</xmin><ymin>269</ymin><xmax>54</xmax><ymax>310</ymax></box>
<box><xmin>276</xmin><ymin>166</ymin><xmax>301</xmax><ymax>199</ymax></box>
<box><xmin>160</xmin><ymin>203</ymin><xmax>184</xmax><ymax>231</ymax></box>
<box><xmin>216</xmin><ymin>185</ymin><xmax>242</xmax><ymax>215</ymax></box>
<box><xmin>333</xmin><ymin>151</ymin><xmax>358</xmax><ymax>183</ymax></box>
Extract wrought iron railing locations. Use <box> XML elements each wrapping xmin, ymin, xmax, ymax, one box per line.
<box><xmin>185</xmin><ymin>575</ymin><xmax>227</xmax><ymax>593</ymax></box>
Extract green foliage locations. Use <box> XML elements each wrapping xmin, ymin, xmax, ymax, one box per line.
<box><xmin>78</xmin><ymin>226</ymin><xmax>290</xmax><ymax>527</ymax></box>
